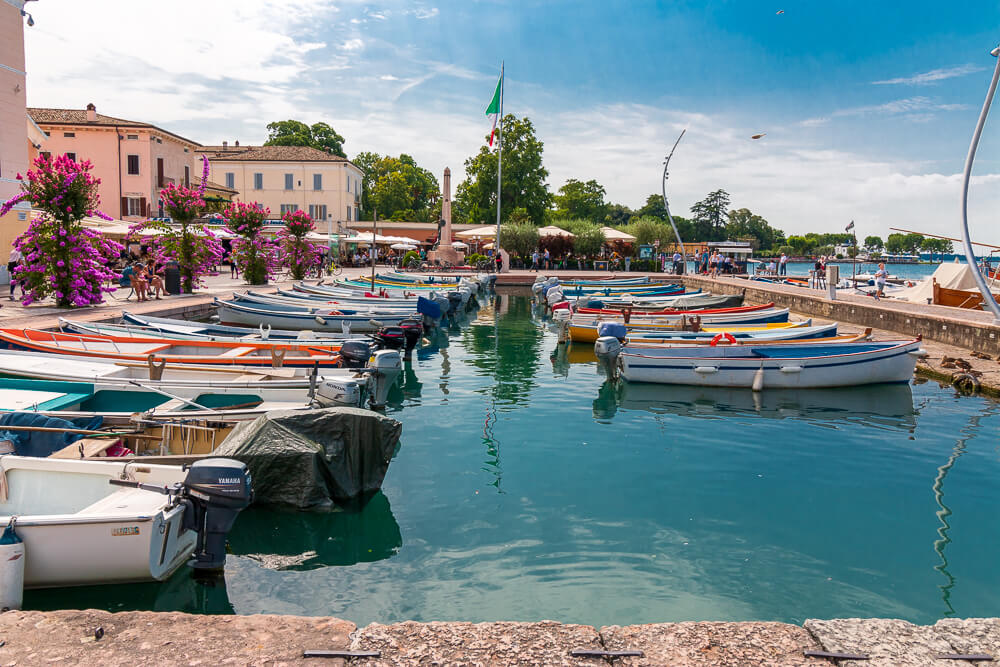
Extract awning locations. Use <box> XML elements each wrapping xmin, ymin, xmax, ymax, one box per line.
<box><xmin>601</xmin><ymin>226</ymin><xmax>636</xmax><ymax>242</ymax></box>
<box><xmin>538</xmin><ymin>225</ymin><xmax>574</xmax><ymax>238</ymax></box>
<box><xmin>455</xmin><ymin>225</ymin><xmax>497</xmax><ymax>239</ymax></box>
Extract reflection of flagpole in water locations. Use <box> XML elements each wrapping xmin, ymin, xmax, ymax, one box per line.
<box><xmin>482</xmin><ymin>292</ymin><xmax>503</xmax><ymax>492</ymax></box>
<box><xmin>931</xmin><ymin>406</ymin><xmax>997</xmax><ymax>616</ymax></box>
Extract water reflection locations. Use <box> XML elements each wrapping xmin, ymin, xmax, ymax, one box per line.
<box><xmin>228</xmin><ymin>492</ymin><xmax>401</xmax><ymax>571</ymax></box>
<box><xmin>599</xmin><ymin>381</ymin><xmax>917</xmax><ymax>429</ymax></box>
<box><xmin>25</xmin><ymin>569</ymin><xmax>235</xmax><ymax>615</ymax></box>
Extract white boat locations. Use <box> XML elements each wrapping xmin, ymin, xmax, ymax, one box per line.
<box><xmin>215</xmin><ymin>299</ymin><xmax>415</xmax><ymax>333</ymax></box>
<box><xmin>0</xmin><ymin>455</ymin><xmax>251</xmax><ymax>588</ymax></box>
<box><xmin>0</xmin><ymin>348</ymin><xmax>403</xmax><ymax>409</ymax></box>
<box><xmin>618</xmin><ymin>339</ymin><xmax>925</xmax><ymax>388</ymax></box>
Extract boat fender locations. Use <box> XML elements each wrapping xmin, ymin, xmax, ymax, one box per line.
<box><xmin>0</xmin><ymin>519</ymin><xmax>24</xmax><ymax>611</ymax></box>
<box><xmin>709</xmin><ymin>332</ymin><xmax>738</xmax><ymax>346</ymax></box>
<box><xmin>752</xmin><ymin>366</ymin><xmax>765</xmax><ymax>392</ymax></box>
<box><xmin>315</xmin><ymin>316</ymin><xmax>327</xmax><ymax>326</ymax></box>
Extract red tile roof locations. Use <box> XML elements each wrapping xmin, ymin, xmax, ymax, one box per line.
<box><xmin>201</xmin><ymin>145</ymin><xmax>349</xmax><ymax>163</ymax></box>
<box><xmin>27</xmin><ymin>107</ymin><xmax>199</xmax><ymax>146</ymax></box>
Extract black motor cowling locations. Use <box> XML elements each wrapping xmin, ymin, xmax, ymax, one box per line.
<box><xmin>398</xmin><ymin>318</ymin><xmax>424</xmax><ymax>354</ymax></box>
<box><xmin>180</xmin><ymin>458</ymin><xmax>253</xmax><ymax>570</ymax></box>
<box><xmin>373</xmin><ymin>326</ymin><xmax>406</xmax><ymax>350</ymax></box>
<box><xmin>339</xmin><ymin>340</ymin><xmax>373</xmax><ymax>368</ymax></box>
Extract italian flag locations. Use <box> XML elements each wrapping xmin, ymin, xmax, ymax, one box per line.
<box><xmin>486</xmin><ymin>68</ymin><xmax>503</xmax><ymax>147</ymax></box>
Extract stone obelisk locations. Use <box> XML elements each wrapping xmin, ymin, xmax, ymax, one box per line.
<box><xmin>429</xmin><ymin>167</ymin><xmax>462</xmax><ymax>265</ymax></box>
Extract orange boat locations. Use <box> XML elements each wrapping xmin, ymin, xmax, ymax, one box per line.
<box><xmin>0</xmin><ymin>329</ymin><xmax>344</xmax><ymax>368</ymax></box>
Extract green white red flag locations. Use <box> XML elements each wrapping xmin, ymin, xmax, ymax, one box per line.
<box><xmin>486</xmin><ymin>68</ymin><xmax>503</xmax><ymax>147</ymax></box>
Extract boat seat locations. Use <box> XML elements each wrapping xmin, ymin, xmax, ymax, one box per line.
<box><xmin>218</xmin><ymin>346</ymin><xmax>256</xmax><ymax>358</ymax></box>
<box><xmin>77</xmin><ymin>486</ymin><xmax>164</xmax><ymax>516</ymax></box>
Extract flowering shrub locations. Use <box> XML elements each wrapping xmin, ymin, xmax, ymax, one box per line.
<box><xmin>277</xmin><ymin>210</ymin><xmax>323</xmax><ymax>280</ymax></box>
<box><xmin>1</xmin><ymin>154</ymin><xmax>121</xmax><ymax>307</ymax></box>
<box><xmin>128</xmin><ymin>156</ymin><xmax>220</xmax><ymax>292</ymax></box>
<box><xmin>225</xmin><ymin>201</ymin><xmax>276</xmax><ymax>284</ymax></box>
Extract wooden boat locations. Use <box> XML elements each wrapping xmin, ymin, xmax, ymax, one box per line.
<box><xmin>61</xmin><ymin>317</ymin><xmax>363</xmax><ymax>344</ymax></box>
<box><xmin>618</xmin><ymin>339</ymin><xmax>925</xmax><ymax>388</ymax></box>
<box><xmin>566</xmin><ymin>310</ymin><xmax>793</xmax><ymax>343</ymax></box>
<box><xmin>618</xmin><ymin>322</ymin><xmax>838</xmax><ymax>343</ymax></box>
<box><xmin>230</xmin><ymin>291</ymin><xmax>421</xmax><ymax>317</ymax></box>
<box><xmin>0</xmin><ymin>456</ymin><xmax>199</xmax><ymax>587</ymax></box>
<box><xmin>576</xmin><ymin>301</ymin><xmax>773</xmax><ymax>317</ymax></box>
<box><xmin>216</xmin><ymin>298</ymin><xmax>417</xmax><ymax>333</ymax></box>
<box><xmin>932</xmin><ymin>278</ymin><xmax>1000</xmax><ymax>310</ymax></box>
<box><xmin>0</xmin><ymin>348</ymin><xmax>403</xmax><ymax>409</ymax></box>
<box><xmin>594</xmin><ymin>294</ymin><xmax>745</xmax><ymax>310</ymax></box>
<box><xmin>0</xmin><ymin>329</ymin><xmax>345</xmax><ymax>368</ymax></box>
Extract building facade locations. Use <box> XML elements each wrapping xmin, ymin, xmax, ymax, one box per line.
<box><xmin>201</xmin><ymin>144</ymin><xmax>363</xmax><ymax>232</ymax></box>
<box><xmin>0</xmin><ymin>1</ymin><xmax>35</xmax><ymax>260</ymax></box>
<box><xmin>27</xmin><ymin>105</ymin><xmax>202</xmax><ymax>222</ymax></box>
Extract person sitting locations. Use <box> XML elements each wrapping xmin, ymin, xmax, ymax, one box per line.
<box><xmin>119</xmin><ymin>263</ymin><xmax>135</xmax><ymax>294</ymax></box>
<box><xmin>146</xmin><ymin>260</ymin><xmax>166</xmax><ymax>299</ymax></box>
<box><xmin>130</xmin><ymin>263</ymin><xmax>149</xmax><ymax>302</ymax></box>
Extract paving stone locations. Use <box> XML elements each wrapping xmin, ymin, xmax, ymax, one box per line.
<box><xmin>804</xmin><ymin>617</ymin><xmax>971</xmax><ymax>667</ymax></box>
<box><xmin>349</xmin><ymin>620</ymin><xmax>602</xmax><ymax>666</ymax></box>
<box><xmin>0</xmin><ymin>609</ymin><xmax>354</xmax><ymax>666</ymax></box>
<box><xmin>600</xmin><ymin>621</ymin><xmax>826</xmax><ymax>666</ymax></box>
<box><xmin>933</xmin><ymin>618</ymin><xmax>1000</xmax><ymax>659</ymax></box>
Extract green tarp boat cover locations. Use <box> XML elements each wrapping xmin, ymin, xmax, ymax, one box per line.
<box><xmin>212</xmin><ymin>407</ymin><xmax>402</xmax><ymax>510</ymax></box>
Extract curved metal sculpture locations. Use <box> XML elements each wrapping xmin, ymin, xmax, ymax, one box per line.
<box><xmin>959</xmin><ymin>45</ymin><xmax>1000</xmax><ymax>322</ymax></box>
<box><xmin>662</xmin><ymin>130</ymin><xmax>687</xmax><ymax>273</ymax></box>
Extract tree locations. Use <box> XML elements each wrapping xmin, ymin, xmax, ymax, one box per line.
<box><xmin>604</xmin><ymin>203</ymin><xmax>633</xmax><ymax>226</ymax></box>
<box><xmin>725</xmin><ymin>208</ymin><xmax>784</xmax><ymax>250</ymax></box>
<box><xmin>498</xmin><ymin>223</ymin><xmax>540</xmax><ymax>258</ymax></box>
<box><xmin>886</xmin><ymin>232</ymin><xmax>923</xmax><ymax>254</ymax></box>
<box><xmin>573</xmin><ymin>226</ymin><xmax>606</xmax><ymax>257</ymax></box>
<box><xmin>227</xmin><ymin>201</ymin><xmax>279</xmax><ymax>284</ymax></box>
<box><xmin>278</xmin><ymin>210</ymin><xmax>323</xmax><ymax>280</ymax></box>
<box><xmin>553</xmin><ymin>179</ymin><xmax>608</xmax><ymax>222</ymax></box>
<box><xmin>864</xmin><ymin>235</ymin><xmax>883</xmax><ymax>251</ymax></box>
<box><xmin>454</xmin><ymin>114</ymin><xmax>552</xmax><ymax>226</ymax></box>
<box><xmin>354</xmin><ymin>152</ymin><xmax>440</xmax><ymax>221</ymax></box>
<box><xmin>690</xmin><ymin>189</ymin><xmax>731</xmax><ymax>239</ymax></box>
<box><xmin>635</xmin><ymin>194</ymin><xmax>666</xmax><ymax>219</ymax></box>
<box><xmin>786</xmin><ymin>235</ymin><xmax>812</xmax><ymax>256</ymax></box>
<box><xmin>265</xmin><ymin>120</ymin><xmax>346</xmax><ymax>157</ymax></box>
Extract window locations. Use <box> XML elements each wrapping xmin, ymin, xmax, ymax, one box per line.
<box><xmin>65</xmin><ymin>152</ymin><xmax>76</xmax><ymax>162</ymax></box>
<box><xmin>309</xmin><ymin>204</ymin><xmax>327</xmax><ymax>220</ymax></box>
<box><xmin>253</xmin><ymin>173</ymin><xmax>263</xmax><ymax>190</ymax></box>
<box><xmin>124</xmin><ymin>197</ymin><xmax>144</xmax><ymax>217</ymax></box>
<box><xmin>184</xmin><ymin>166</ymin><xmax>190</xmax><ymax>187</ymax></box>
<box><xmin>280</xmin><ymin>204</ymin><xmax>299</xmax><ymax>215</ymax></box>
<box><xmin>225</xmin><ymin>172</ymin><xmax>235</xmax><ymax>189</ymax></box>
<box><xmin>127</xmin><ymin>154</ymin><xmax>139</xmax><ymax>175</ymax></box>
<box><xmin>346</xmin><ymin>206</ymin><xmax>352</xmax><ymax>222</ymax></box>
<box><xmin>40</xmin><ymin>151</ymin><xmax>51</xmax><ymax>161</ymax></box>
<box><xmin>346</xmin><ymin>175</ymin><xmax>351</xmax><ymax>193</ymax></box>
<box><xmin>313</xmin><ymin>174</ymin><xmax>322</xmax><ymax>191</ymax></box>
<box><xmin>126</xmin><ymin>134</ymin><xmax>138</xmax><ymax>140</ymax></box>
<box><xmin>157</xmin><ymin>158</ymin><xmax>164</xmax><ymax>187</ymax></box>
<box><xmin>63</xmin><ymin>132</ymin><xmax>75</xmax><ymax>138</ymax></box>
<box><xmin>284</xmin><ymin>173</ymin><xmax>293</xmax><ymax>190</ymax></box>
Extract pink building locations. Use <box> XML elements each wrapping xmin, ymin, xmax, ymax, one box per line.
<box><xmin>28</xmin><ymin>105</ymin><xmax>202</xmax><ymax>221</ymax></box>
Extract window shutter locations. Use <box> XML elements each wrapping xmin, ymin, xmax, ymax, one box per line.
<box><xmin>121</xmin><ymin>197</ymin><xmax>128</xmax><ymax>217</ymax></box>
<box><xmin>140</xmin><ymin>198</ymin><xmax>147</xmax><ymax>217</ymax></box>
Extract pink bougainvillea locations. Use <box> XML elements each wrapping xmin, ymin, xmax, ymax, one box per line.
<box><xmin>277</xmin><ymin>210</ymin><xmax>323</xmax><ymax>280</ymax></box>
<box><xmin>225</xmin><ymin>201</ymin><xmax>278</xmax><ymax>284</ymax></box>
<box><xmin>2</xmin><ymin>154</ymin><xmax>121</xmax><ymax>307</ymax></box>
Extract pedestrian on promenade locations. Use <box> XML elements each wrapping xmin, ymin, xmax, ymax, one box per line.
<box><xmin>7</xmin><ymin>247</ymin><xmax>22</xmax><ymax>300</ymax></box>
<box><xmin>779</xmin><ymin>252</ymin><xmax>788</xmax><ymax>276</ymax></box>
<box><xmin>531</xmin><ymin>249</ymin><xmax>540</xmax><ymax>271</ymax></box>
<box><xmin>543</xmin><ymin>248</ymin><xmax>550</xmax><ymax>270</ymax></box>
<box><xmin>672</xmin><ymin>250</ymin><xmax>683</xmax><ymax>275</ymax></box>
<box><xmin>873</xmin><ymin>262</ymin><xmax>889</xmax><ymax>300</ymax></box>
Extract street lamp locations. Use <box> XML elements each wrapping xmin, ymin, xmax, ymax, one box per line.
<box><xmin>662</xmin><ymin>129</ymin><xmax>687</xmax><ymax>274</ymax></box>
<box><xmin>958</xmin><ymin>44</ymin><xmax>1000</xmax><ymax>322</ymax></box>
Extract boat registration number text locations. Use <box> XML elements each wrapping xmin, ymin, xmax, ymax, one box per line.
<box><xmin>112</xmin><ymin>526</ymin><xmax>140</xmax><ymax>537</ymax></box>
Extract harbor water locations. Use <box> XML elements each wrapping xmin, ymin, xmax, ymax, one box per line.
<box><xmin>25</xmin><ymin>293</ymin><xmax>1000</xmax><ymax>627</ymax></box>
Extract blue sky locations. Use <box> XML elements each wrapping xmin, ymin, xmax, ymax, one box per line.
<box><xmin>23</xmin><ymin>0</ymin><xmax>1000</xmax><ymax>242</ymax></box>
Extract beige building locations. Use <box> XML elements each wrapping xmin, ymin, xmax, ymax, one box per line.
<box><xmin>201</xmin><ymin>143</ymin><xmax>363</xmax><ymax>232</ymax></box>
<box><xmin>28</xmin><ymin>105</ymin><xmax>202</xmax><ymax>222</ymax></box>
<box><xmin>0</xmin><ymin>1</ymin><xmax>37</xmax><ymax>261</ymax></box>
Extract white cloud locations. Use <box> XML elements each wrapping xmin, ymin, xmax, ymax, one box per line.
<box><xmin>873</xmin><ymin>64</ymin><xmax>986</xmax><ymax>86</ymax></box>
<box><xmin>341</xmin><ymin>38</ymin><xmax>365</xmax><ymax>51</ymax></box>
<box><xmin>410</xmin><ymin>7</ymin><xmax>440</xmax><ymax>19</ymax></box>
<box><xmin>799</xmin><ymin>97</ymin><xmax>969</xmax><ymax>127</ymax></box>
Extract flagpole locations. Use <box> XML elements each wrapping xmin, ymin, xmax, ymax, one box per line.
<box><xmin>494</xmin><ymin>62</ymin><xmax>504</xmax><ymax>266</ymax></box>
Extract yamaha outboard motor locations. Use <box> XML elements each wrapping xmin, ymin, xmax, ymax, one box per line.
<box><xmin>180</xmin><ymin>459</ymin><xmax>253</xmax><ymax>570</ymax></box>
<box><xmin>339</xmin><ymin>340</ymin><xmax>372</xmax><ymax>368</ymax></box>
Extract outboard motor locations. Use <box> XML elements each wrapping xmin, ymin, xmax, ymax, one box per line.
<box><xmin>373</xmin><ymin>325</ymin><xmax>406</xmax><ymax>350</ymax></box>
<box><xmin>446</xmin><ymin>291</ymin><xmax>463</xmax><ymax>313</ymax></box>
<box><xmin>398</xmin><ymin>318</ymin><xmax>424</xmax><ymax>356</ymax></box>
<box><xmin>339</xmin><ymin>340</ymin><xmax>373</xmax><ymax>368</ymax></box>
<box><xmin>368</xmin><ymin>349</ymin><xmax>403</xmax><ymax>408</ymax></box>
<box><xmin>180</xmin><ymin>459</ymin><xmax>253</xmax><ymax>570</ymax></box>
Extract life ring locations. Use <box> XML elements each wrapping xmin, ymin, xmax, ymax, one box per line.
<box><xmin>709</xmin><ymin>332</ymin><xmax>737</xmax><ymax>346</ymax></box>
<box><xmin>952</xmin><ymin>372</ymin><xmax>981</xmax><ymax>394</ymax></box>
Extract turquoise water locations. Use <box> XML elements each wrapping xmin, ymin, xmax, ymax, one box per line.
<box><xmin>26</xmin><ymin>293</ymin><xmax>1000</xmax><ymax>626</ymax></box>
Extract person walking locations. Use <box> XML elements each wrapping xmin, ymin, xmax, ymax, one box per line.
<box><xmin>873</xmin><ymin>262</ymin><xmax>889</xmax><ymax>300</ymax></box>
<box><xmin>672</xmin><ymin>250</ymin><xmax>683</xmax><ymax>275</ymax></box>
<box><xmin>531</xmin><ymin>249</ymin><xmax>540</xmax><ymax>271</ymax></box>
<box><xmin>543</xmin><ymin>248</ymin><xmax>550</xmax><ymax>271</ymax></box>
<box><xmin>7</xmin><ymin>247</ymin><xmax>22</xmax><ymax>300</ymax></box>
<box><xmin>778</xmin><ymin>252</ymin><xmax>788</xmax><ymax>276</ymax></box>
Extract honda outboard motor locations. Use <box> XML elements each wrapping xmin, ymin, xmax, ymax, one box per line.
<box><xmin>339</xmin><ymin>340</ymin><xmax>373</xmax><ymax>368</ymax></box>
<box><xmin>398</xmin><ymin>318</ymin><xmax>424</xmax><ymax>357</ymax></box>
<box><xmin>180</xmin><ymin>458</ymin><xmax>253</xmax><ymax>570</ymax></box>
